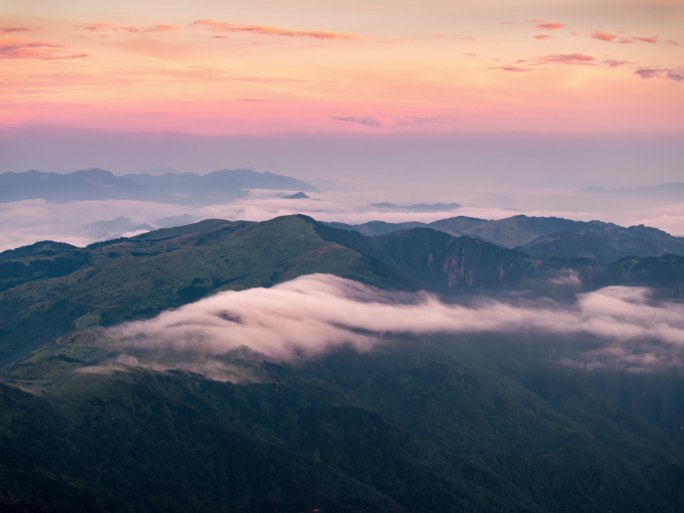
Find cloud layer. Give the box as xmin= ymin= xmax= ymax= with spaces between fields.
xmin=1 ymin=186 xmax=682 ymax=252
xmin=105 ymin=274 xmax=684 ymax=375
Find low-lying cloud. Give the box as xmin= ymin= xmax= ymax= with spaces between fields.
xmin=105 ymin=274 xmax=684 ymax=375
xmin=1 ymin=188 xmax=682 ymax=252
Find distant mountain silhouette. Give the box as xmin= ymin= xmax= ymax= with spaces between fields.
xmin=283 ymin=192 xmax=310 ymax=199
xmin=331 ymin=215 xmax=684 ymax=262
xmin=0 ymin=168 xmax=317 ymax=205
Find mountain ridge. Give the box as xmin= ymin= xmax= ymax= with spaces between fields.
xmin=1 ymin=214 xmax=682 ymax=367
xmin=0 ymin=168 xmax=318 ymax=205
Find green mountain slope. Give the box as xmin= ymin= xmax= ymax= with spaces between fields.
xmin=332 ymin=215 xmax=684 ymax=261
xmin=2 ymin=215 xmax=683 ymax=367
xmin=1 ymin=335 xmax=683 ymax=513
xmin=599 ymin=254 xmax=684 ymax=297
xmin=0 ymin=216 xmax=401 ymax=366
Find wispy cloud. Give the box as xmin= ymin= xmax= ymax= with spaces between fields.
xmin=533 ymin=34 xmax=551 ymax=41
xmin=591 ymin=30 xmax=678 ymax=45
xmin=0 ymin=40 xmax=88 ymax=60
xmin=103 ymin=274 xmax=684 ymax=376
xmin=0 ymin=26 xmax=31 ymax=34
xmin=331 ymin=116 xmax=382 ymax=127
xmin=493 ymin=65 xmax=535 ymax=72
xmin=603 ymin=58 xmax=627 ymax=67
xmin=536 ymin=22 xmax=565 ymax=30
xmin=331 ymin=115 xmax=456 ymax=128
xmin=499 ymin=20 xmax=565 ymax=31
xmin=530 ymin=53 xmax=595 ymax=65
xmin=191 ymin=19 xmax=358 ymax=40
xmin=635 ymin=67 xmax=683 ymax=81
xmin=78 ymin=22 xmax=179 ymax=33
xmin=591 ymin=30 xmax=618 ymax=42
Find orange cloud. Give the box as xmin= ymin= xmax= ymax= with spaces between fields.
xmin=537 ymin=22 xmax=564 ymax=30
xmin=531 ymin=53 xmax=595 ymax=65
xmin=632 ymin=36 xmax=659 ymax=43
xmin=0 ymin=39 xmax=88 ymax=60
xmin=1 ymin=26 xmax=31 ymax=34
xmin=79 ymin=22 xmax=178 ymax=33
xmin=591 ymin=30 xmax=617 ymax=42
xmin=493 ymin=65 xmax=535 ymax=72
xmin=533 ymin=34 xmax=551 ymax=40
xmin=591 ymin=33 xmax=678 ymax=45
xmin=192 ymin=19 xmax=358 ymax=40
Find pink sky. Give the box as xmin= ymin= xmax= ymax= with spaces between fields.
xmin=1 ymin=0 xmax=683 ymax=134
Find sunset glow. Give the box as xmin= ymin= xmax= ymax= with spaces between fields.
xmin=1 ymin=0 xmax=682 ymax=134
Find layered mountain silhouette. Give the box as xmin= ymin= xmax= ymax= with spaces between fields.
xmin=0 ymin=168 xmax=317 ymax=205
xmin=330 ymin=214 xmax=684 ymax=263
xmin=1 ymin=215 xmax=682 ymax=366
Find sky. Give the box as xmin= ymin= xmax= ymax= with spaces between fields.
xmin=0 ymin=0 xmax=682 ymax=245
xmin=1 ymin=0 xmax=683 ymax=134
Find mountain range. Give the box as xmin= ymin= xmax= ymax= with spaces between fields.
xmin=0 ymin=168 xmax=317 ymax=205
xmin=328 ymin=214 xmax=684 ymax=263
xmin=0 ymin=214 xmax=683 ymax=513
xmin=1 ymin=214 xmax=683 ymax=367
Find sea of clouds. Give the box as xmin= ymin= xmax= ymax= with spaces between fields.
xmin=2 ymin=188 xmax=682 ymax=251
xmin=101 ymin=274 xmax=684 ymax=378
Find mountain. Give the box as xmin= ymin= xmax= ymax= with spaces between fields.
xmin=0 ymin=216 xmax=401 ymax=366
xmin=0 ymin=168 xmax=318 ymax=205
xmin=516 ymin=227 xmax=684 ymax=263
xmin=325 ymin=226 xmax=595 ymax=293
xmin=0 ymin=241 xmax=90 ymax=293
xmin=283 ymin=191 xmax=310 ymax=199
xmin=431 ymin=215 xmax=587 ymax=247
xmin=80 ymin=216 xmax=154 ymax=240
xmin=325 ymin=220 xmax=428 ymax=237
xmin=1 ymin=215 xmax=684 ymax=512
xmin=1 ymin=332 xmax=683 ymax=513
xmin=433 ymin=216 xmax=684 ymax=259
xmin=122 ymin=169 xmax=318 ymax=204
xmin=0 ymin=168 xmax=143 ymax=202
xmin=333 ymin=215 xmax=684 ymax=262
xmin=1 ymin=215 xmax=681 ymax=367
xmin=599 ymin=254 xmax=684 ymax=298
xmin=515 ymin=223 xmax=684 ymax=263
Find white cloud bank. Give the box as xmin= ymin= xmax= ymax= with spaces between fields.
xmin=1 ymin=188 xmax=682 ymax=252
xmin=105 ymin=274 xmax=684 ymax=376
